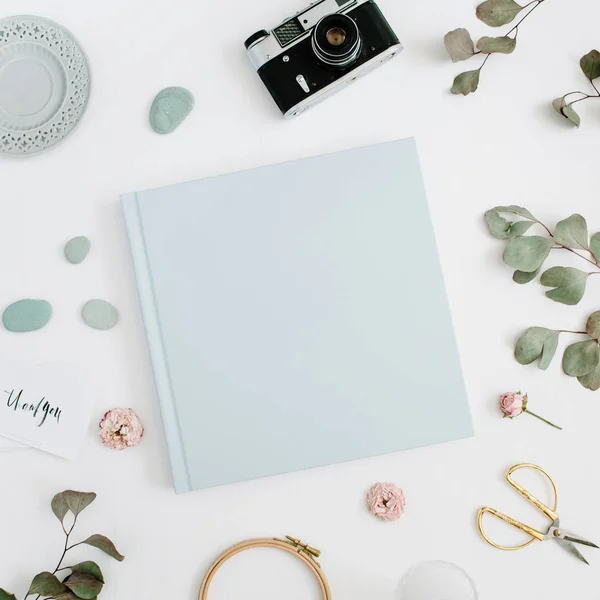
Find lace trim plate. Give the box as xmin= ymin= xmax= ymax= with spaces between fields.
xmin=0 ymin=15 xmax=90 ymax=156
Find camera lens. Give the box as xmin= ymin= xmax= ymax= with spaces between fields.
xmin=312 ymin=14 xmax=361 ymax=68
xmin=326 ymin=27 xmax=346 ymax=46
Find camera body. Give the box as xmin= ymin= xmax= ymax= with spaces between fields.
xmin=244 ymin=0 xmax=401 ymax=118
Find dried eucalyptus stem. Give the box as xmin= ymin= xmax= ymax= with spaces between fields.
xmin=553 ymin=50 xmax=600 ymax=127
xmin=485 ymin=205 xmax=600 ymax=391
xmin=0 ymin=491 xmax=124 ymax=600
xmin=444 ymin=0 xmax=547 ymax=95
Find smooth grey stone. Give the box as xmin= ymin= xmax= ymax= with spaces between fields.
xmin=64 ymin=236 xmax=91 ymax=264
xmin=2 ymin=299 xmax=52 ymax=332
xmin=82 ymin=299 xmax=119 ymax=330
xmin=149 ymin=86 xmax=194 ymax=134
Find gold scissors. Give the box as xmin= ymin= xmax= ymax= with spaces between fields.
xmin=478 ymin=463 xmax=598 ymax=565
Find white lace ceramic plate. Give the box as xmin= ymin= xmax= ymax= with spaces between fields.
xmin=0 ymin=15 xmax=90 ymax=156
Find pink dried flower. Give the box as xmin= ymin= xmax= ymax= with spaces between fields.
xmin=99 ymin=408 xmax=144 ymax=450
xmin=498 ymin=391 xmax=562 ymax=430
xmin=499 ymin=391 xmax=526 ymax=418
xmin=366 ymin=482 xmax=406 ymax=522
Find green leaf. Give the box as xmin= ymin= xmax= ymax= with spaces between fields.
xmin=0 ymin=590 xmax=17 ymax=600
xmin=476 ymin=0 xmax=523 ymax=26
xmin=540 ymin=266 xmax=588 ymax=305
xmin=503 ymin=235 xmax=554 ymax=272
xmin=553 ymin=214 xmax=589 ymax=249
xmin=68 ymin=562 xmax=104 ymax=584
xmin=451 ymin=70 xmax=480 ymax=95
xmin=580 ymin=49 xmax=600 ymax=81
xmin=494 ymin=205 xmax=535 ymax=219
xmin=64 ymin=491 xmax=96 ymax=517
xmin=552 ymin=96 xmax=566 ymax=115
xmin=513 ymin=267 xmax=540 ymax=284
xmin=563 ymin=339 xmax=600 ymax=377
xmin=578 ymin=360 xmax=600 ymax=391
xmin=444 ymin=28 xmax=475 ymax=62
xmin=51 ymin=491 xmax=70 ymax=524
xmin=83 ymin=534 xmax=125 ymax=561
xmin=562 ymin=104 xmax=580 ymax=128
xmin=27 ymin=572 xmax=67 ymax=597
xmin=589 ymin=232 xmax=600 ymax=261
xmin=586 ymin=311 xmax=600 ymax=340
xmin=484 ymin=209 xmax=534 ymax=240
xmin=51 ymin=594 xmax=79 ymax=600
xmin=64 ymin=573 xmax=103 ymax=600
xmin=476 ymin=35 xmax=516 ymax=54
xmin=514 ymin=327 xmax=559 ymax=370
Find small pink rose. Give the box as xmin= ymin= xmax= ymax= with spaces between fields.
xmin=99 ymin=408 xmax=144 ymax=450
xmin=366 ymin=482 xmax=406 ymax=522
xmin=499 ymin=392 xmax=526 ymax=418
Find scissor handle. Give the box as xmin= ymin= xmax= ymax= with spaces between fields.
xmin=506 ymin=463 xmax=559 ymax=522
xmin=477 ymin=507 xmax=545 ymax=550
xmin=477 ymin=463 xmax=559 ymax=551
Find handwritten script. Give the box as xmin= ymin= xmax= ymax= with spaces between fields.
xmin=4 ymin=389 xmax=62 ymax=427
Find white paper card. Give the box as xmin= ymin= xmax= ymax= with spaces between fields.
xmin=0 ymin=360 xmax=95 ymax=459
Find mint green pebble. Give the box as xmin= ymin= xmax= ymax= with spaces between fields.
xmin=64 ymin=236 xmax=91 ymax=264
xmin=2 ymin=299 xmax=52 ymax=332
xmin=82 ymin=299 xmax=119 ymax=330
xmin=149 ymin=86 xmax=194 ymax=134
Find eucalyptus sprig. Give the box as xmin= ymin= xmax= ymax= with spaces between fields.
xmin=485 ymin=205 xmax=600 ymax=390
xmin=0 ymin=491 xmax=124 ymax=600
xmin=444 ymin=0 xmax=546 ymax=95
xmin=553 ymin=50 xmax=600 ymax=128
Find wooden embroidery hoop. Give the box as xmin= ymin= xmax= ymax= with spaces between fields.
xmin=198 ymin=536 xmax=332 ymax=600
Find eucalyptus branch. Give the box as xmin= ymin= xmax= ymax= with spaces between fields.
xmin=484 ymin=205 xmax=600 ymax=391
xmin=444 ymin=0 xmax=547 ymax=95
xmin=554 ymin=50 xmax=600 ymax=127
xmin=0 ymin=491 xmax=124 ymax=600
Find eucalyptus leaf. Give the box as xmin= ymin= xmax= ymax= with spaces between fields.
xmin=540 ymin=266 xmax=588 ymax=305
xmin=484 ymin=209 xmax=534 ymax=239
xmin=51 ymin=491 xmax=69 ymax=524
xmin=64 ymin=573 xmax=103 ymax=600
xmin=552 ymin=96 xmax=566 ymax=115
xmin=444 ymin=28 xmax=475 ymax=62
xmin=514 ymin=327 xmax=559 ymax=369
xmin=513 ymin=267 xmax=540 ymax=284
xmin=451 ymin=70 xmax=480 ymax=95
xmin=0 ymin=590 xmax=16 ymax=600
xmin=477 ymin=35 xmax=516 ymax=54
xmin=83 ymin=534 xmax=125 ymax=562
xmin=562 ymin=339 xmax=600 ymax=377
xmin=586 ymin=311 xmax=600 ymax=340
xmin=553 ymin=214 xmax=589 ymax=249
xmin=562 ymin=104 xmax=580 ymax=128
xmin=68 ymin=562 xmax=104 ymax=584
xmin=64 ymin=491 xmax=96 ymax=517
xmin=494 ymin=205 xmax=536 ymax=219
xmin=590 ymin=232 xmax=600 ymax=261
xmin=27 ymin=572 xmax=67 ymax=597
xmin=580 ymin=49 xmax=600 ymax=82
xmin=503 ymin=235 xmax=554 ymax=272
xmin=476 ymin=0 xmax=523 ymax=26
xmin=578 ymin=360 xmax=600 ymax=391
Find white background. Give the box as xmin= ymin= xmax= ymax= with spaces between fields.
xmin=1 ymin=0 xmax=600 ymax=598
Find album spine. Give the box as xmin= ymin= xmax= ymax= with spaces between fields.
xmin=121 ymin=193 xmax=191 ymax=493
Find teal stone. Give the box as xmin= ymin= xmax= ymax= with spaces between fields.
xmin=82 ymin=299 xmax=119 ymax=330
xmin=149 ymin=86 xmax=194 ymax=134
xmin=2 ymin=299 xmax=52 ymax=332
xmin=64 ymin=236 xmax=91 ymax=264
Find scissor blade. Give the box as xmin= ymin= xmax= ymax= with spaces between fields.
xmin=563 ymin=536 xmax=600 ymax=549
xmin=555 ymin=538 xmax=590 ymax=565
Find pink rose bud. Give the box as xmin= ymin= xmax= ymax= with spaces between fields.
xmin=499 ymin=392 xmax=527 ymax=418
xmin=99 ymin=408 xmax=144 ymax=450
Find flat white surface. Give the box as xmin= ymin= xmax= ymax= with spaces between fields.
xmin=0 ymin=0 xmax=599 ymax=599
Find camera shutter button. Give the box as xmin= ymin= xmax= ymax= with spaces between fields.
xmin=296 ymin=74 xmax=310 ymax=94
